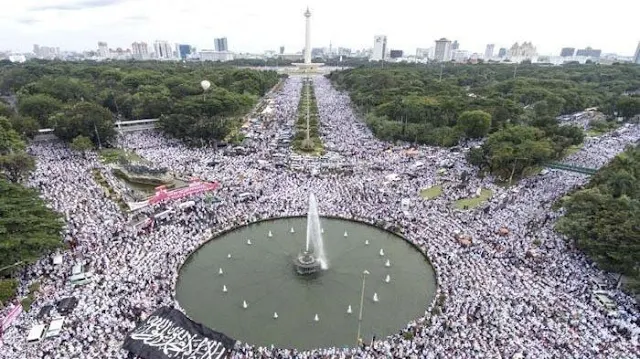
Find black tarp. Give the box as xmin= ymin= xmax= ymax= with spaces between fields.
xmin=56 ymin=297 xmax=78 ymax=315
xmin=122 ymin=307 xmax=236 ymax=359
xmin=37 ymin=305 xmax=54 ymax=319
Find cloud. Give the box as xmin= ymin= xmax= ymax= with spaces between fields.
xmin=17 ymin=17 xmax=41 ymax=25
xmin=123 ymin=15 xmax=147 ymax=21
xmin=29 ymin=0 xmax=126 ymax=11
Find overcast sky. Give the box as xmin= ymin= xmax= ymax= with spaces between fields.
xmin=2 ymin=0 xmax=638 ymax=56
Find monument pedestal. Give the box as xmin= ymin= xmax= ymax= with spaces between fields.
xmin=294 ymin=250 xmax=322 ymax=275
xmin=292 ymin=62 xmax=325 ymax=73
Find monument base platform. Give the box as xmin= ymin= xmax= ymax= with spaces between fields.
xmin=292 ymin=63 xmax=325 ymax=73
xmin=294 ymin=251 xmax=322 ymax=275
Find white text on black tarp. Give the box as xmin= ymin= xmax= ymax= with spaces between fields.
xmin=130 ymin=316 xmax=228 ymax=359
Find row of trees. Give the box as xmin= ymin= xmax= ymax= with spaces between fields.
xmin=0 ymin=117 xmax=63 ymax=305
xmin=292 ymin=78 xmax=323 ymax=153
xmin=555 ymin=145 xmax=640 ymax=292
xmin=0 ymin=61 xmax=280 ymax=146
xmin=329 ymin=63 xmax=640 ymax=178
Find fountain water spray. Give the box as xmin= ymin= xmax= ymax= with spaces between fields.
xmin=218 ymin=268 xmax=223 ymax=275
xmin=273 ymin=312 xmax=278 ymax=319
xmin=305 ymin=193 xmax=329 ymax=270
xmin=223 ymin=285 xmax=228 ymax=292
xmin=373 ymin=293 xmax=379 ymax=302
xmin=384 ymin=274 xmax=390 ymax=283
xmin=385 ymin=259 xmax=391 ymax=267
xmin=242 ymin=300 xmax=248 ymax=309
xmin=347 ymin=305 xmax=352 ymax=314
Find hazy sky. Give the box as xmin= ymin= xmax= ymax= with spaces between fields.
xmin=2 ymin=0 xmax=639 ymax=56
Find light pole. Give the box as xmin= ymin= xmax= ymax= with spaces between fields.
xmin=356 ymin=269 xmax=370 ymax=345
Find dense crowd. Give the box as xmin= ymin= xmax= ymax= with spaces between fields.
xmin=0 ymin=75 xmax=639 ymax=359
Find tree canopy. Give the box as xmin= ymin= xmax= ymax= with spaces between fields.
xmin=0 ymin=61 xmax=280 ymax=145
xmin=556 ymin=145 xmax=640 ymax=292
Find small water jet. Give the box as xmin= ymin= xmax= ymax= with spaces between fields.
xmin=347 ymin=305 xmax=352 ymax=314
xmin=290 ymin=227 xmax=295 ymax=233
xmin=218 ymin=268 xmax=223 ymax=275
xmin=247 ymin=239 xmax=252 ymax=245
xmin=385 ymin=259 xmax=391 ymax=267
xmin=344 ymin=231 xmax=348 ymax=237
xmin=268 ymin=230 xmax=273 ymax=237
xmin=373 ymin=293 xmax=379 ymax=302
xmin=384 ymin=275 xmax=390 ymax=283
xmin=227 ymin=253 xmax=232 ymax=259
xmin=314 ymin=314 xmax=319 ymax=322
xmin=243 ymin=300 xmax=248 ymax=309
xmin=223 ymin=285 xmax=228 ymax=292
xmin=379 ymin=249 xmax=385 ymax=256
xmin=273 ymin=312 xmax=278 ymax=319
xmin=321 ymin=228 xmax=324 ymax=233
xmin=365 ymin=239 xmax=369 ymax=245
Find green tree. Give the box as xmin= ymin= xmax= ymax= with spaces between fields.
xmin=17 ymin=94 xmax=63 ymax=128
xmin=457 ymin=110 xmax=492 ymax=139
xmin=51 ymin=102 xmax=116 ymax=146
xmin=616 ymin=96 xmax=640 ymax=120
xmin=0 ymin=152 xmax=35 ymax=183
xmin=70 ymin=135 xmax=94 ymax=157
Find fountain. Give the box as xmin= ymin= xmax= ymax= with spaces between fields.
xmin=223 ymin=285 xmax=228 ymax=292
xmin=227 ymin=253 xmax=232 ymax=259
xmin=314 ymin=314 xmax=319 ymax=322
xmin=373 ymin=293 xmax=379 ymax=302
xmin=321 ymin=228 xmax=324 ymax=234
xmin=385 ymin=259 xmax=391 ymax=267
xmin=247 ymin=239 xmax=252 ymax=245
xmin=218 ymin=268 xmax=223 ymax=275
xmin=290 ymin=227 xmax=295 ymax=233
xmin=379 ymin=249 xmax=385 ymax=256
xmin=347 ymin=305 xmax=352 ymax=314
xmin=294 ymin=194 xmax=328 ymax=275
xmin=243 ymin=300 xmax=248 ymax=309
xmin=365 ymin=239 xmax=369 ymax=245
xmin=273 ymin=312 xmax=279 ymax=319
xmin=268 ymin=231 xmax=273 ymax=237
xmin=344 ymin=231 xmax=348 ymax=237
xmin=384 ymin=275 xmax=390 ymax=283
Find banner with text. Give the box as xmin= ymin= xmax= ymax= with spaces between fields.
xmin=122 ymin=307 xmax=235 ymax=359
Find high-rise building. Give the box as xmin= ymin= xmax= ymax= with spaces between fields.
xmin=371 ymin=35 xmax=387 ymax=61
xmin=33 ymin=44 xmax=40 ymax=57
xmin=177 ymin=44 xmax=192 ymax=60
xmin=560 ymin=47 xmax=575 ymax=57
xmin=498 ymin=48 xmax=507 ymax=58
xmin=434 ymin=38 xmax=452 ymax=62
xmin=279 ymin=46 xmax=285 ymax=55
xmin=634 ymin=41 xmax=640 ymax=64
xmin=508 ymin=42 xmax=537 ymax=59
xmin=153 ymin=40 xmax=173 ymax=59
xmin=451 ymin=40 xmax=459 ymax=50
xmin=576 ymin=47 xmax=601 ymax=59
xmin=484 ymin=44 xmax=495 ymax=60
xmin=416 ymin=48 xmax=430 ymax=59
xmin=98 ymin=41 xmax=109 ymax=58
xmin=131 ymin=42 xmax=149 ymax=60
xmin=389 ymin=50 xmax=403 ymax=59
xmin=214 ymin=37 xmax=228 ymax=52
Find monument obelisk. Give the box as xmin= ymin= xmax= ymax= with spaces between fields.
xmin=294 ymin=7 xmax=323 ymax=72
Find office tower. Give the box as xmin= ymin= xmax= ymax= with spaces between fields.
xmin=153 ymin=40 xmax=173 ymax=59
xmin=634 ymin=41 xmax=640 ymax=64
xmin=576 ymin=47 xmax=602 ymax=59
xmin=214 ymin=37 xmax=228 ymax=52
xmin=131 ymin=42 xmax=149 ymax=60
xmin=279 ymin=46 xmax=285 ymax=55
xmin=498 ymin=48 xmax=507 ymax=58
xmin=560 ymin=47 xmax=575 ymax=57
xmin=508 ymin=42 xmax=537 ymax=58
xmin=484 ymin=44 xmax=495 ymax=60
xmin=33 ymin=44 xmax=40 ymax=57
xmin=98 ymin=41 xmax=109 ymax=58
xmin=177 ymin=44 xmax=192 ymax=60
xmin=434 ymin=38 xmax=452 ymax=62
xmin=389 ymin=50 xmax=403 ymax=59
xmin=451 ymin=40 xmax=459 ymax=50
xmin=371 ymin=35 xmax=387 ymax=61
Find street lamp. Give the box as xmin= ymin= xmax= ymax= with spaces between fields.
xmin=356 ymin=269 xmax=370 ymax=345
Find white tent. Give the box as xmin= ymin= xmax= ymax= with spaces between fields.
xmin=27 ymin=324 xmax=46 ymax=342
xmin=45 ymin=317 xmax=64 ymax=338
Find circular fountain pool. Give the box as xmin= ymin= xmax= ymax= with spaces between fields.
xmin=175 ymin=217 xmax=437 ymax=350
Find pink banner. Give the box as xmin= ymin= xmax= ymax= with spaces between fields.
xmin=149 ymin=179 xmax=219 ymax=205
xmin=1 ymin=303 xmax=23 ymax=333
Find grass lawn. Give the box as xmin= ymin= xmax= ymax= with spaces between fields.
xmin=564 ymin=144 xmax=584 ymax=157
xmin=420 ymin=185 xmax=443 ymax=199
xmin=454 ymin=189 xmax=493 ymax=210
xmin=99 ymin=148 xmax=149 ymax=164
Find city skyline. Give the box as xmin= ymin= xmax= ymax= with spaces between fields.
xmin=1 ymin=0 xmax=639 ymax=56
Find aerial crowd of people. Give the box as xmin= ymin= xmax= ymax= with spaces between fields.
xmin=0 ymin=75 xmax=638 ymax=359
